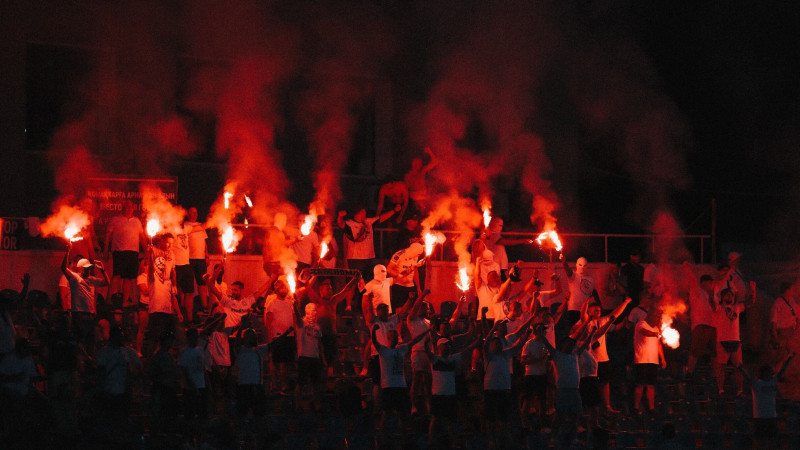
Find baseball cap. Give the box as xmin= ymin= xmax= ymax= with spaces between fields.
xmin=76 ymin=259 xmax=93 ymax=268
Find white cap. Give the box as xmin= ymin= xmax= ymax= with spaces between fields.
xmin=76 ymin=259 xmax=93 ymax=268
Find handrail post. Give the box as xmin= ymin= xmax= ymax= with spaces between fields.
xmin=604 ymin=236 xmax=608 ymax=263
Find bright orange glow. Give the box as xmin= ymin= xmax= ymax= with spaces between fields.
xmin=223 ymin=191 xmax=233 ymax=209
xmin=320 ymin=241 xmax=329 ymax=259
xmin=244 ymin=194 xmax=253 ymax=208
xmin=660 ymin=317 xmax=680 ymax=349
xmin=286 ymin=269 xmax=297 ymax=294
xmin=536 ymin=230 xmax=563 ymax=252
xmin=455 ymin=267 xmax=471 ymax=292
xmin=423 ymin=231 xmax=445 ymax=257
xmin=146 ymin=218 xmax=161 ymax=237
xmin=483 ymin=209 xmax=491 ymax=228
xmin=300 ymin=215 xmax=315 ymax=236
xmin=64 ymin=224 xmax=83 ymax=242
xmin=220 ymin=224 xmax=239 ymax=253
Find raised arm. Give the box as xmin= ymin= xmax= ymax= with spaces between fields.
xmin=407 ymin=288 xmax=430 ymax=321
xmin=61 ymin=246 xmax=72 ymax=278
xmin=778 ymin=352 xmax=795 ymax=379
xmin=329 ymin=274 xmax=360 ymax=306
xmin=375 ymin=185 xmax=389 ymax=217
xmin=398 ymin=288 xmax=430 ymax=317
xmin=560 ymin=253 xmax=574 ymax=279
xmin=422 ymin=147 xmax=438 ymax=173
xmin=371 ymin=324 xmax=385 ymax=352
xmin=375 ymin=205 xmax=400 ymax=224
xmin=552 ymin=300 xmax=568 ymax=325
xmin=203 ymin=264 xmax=225 ymax=302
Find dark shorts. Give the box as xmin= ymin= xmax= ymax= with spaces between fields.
xmin=269 ymin=335 xmax=296 ymax=364
xmin=690 ymin=324 xmax=717 ymax=358
xmin=597 ymin=361 xmax=613 ymax=383
xmin=368 ymin=355 xmax=382 ymax=384
xmin=189 ymin=259 xmax=207 ymax=286
xmin=754 ymin=417 xmax=777 ymax=438
xmin=484 ymin=390 xmax=511 ymax=421
xmin=634 ymin=363 xmax=658 ymax=385
xmin=522 ymin=374 xmax=548 ymax=402
xmin=112 ymin=250 xmax=139 ymax=279
xmin=321 ymin=334 xmax=337 ymax=365
xmin=580 ymin=376 xmax=602 ymax=407
xmin=297 ymin=356 xmax=323 ymax=385
xmin=720 ymin=340 xmax=740 ymax=354
xmin=381 ymin=387 xmax=411 ymax=413
xmin=175 ymin=265 xmax=195 ymax=294
xmin=556 ymin=387 xmax=582 ymax=415
xmin=430 ymin=395 xmax=458 ymax=418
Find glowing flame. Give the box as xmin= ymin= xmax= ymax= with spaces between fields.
xmin=244 ymin=194 xmax=253 ymax=208
xmin=300 ymin=215 xmax=315 ymax=236
xmin=223 ymin=191 xmax=233 ymax=210
xmin=320 ymin=241 xmax=329 ymax=259
xmin=64 ymin=224 xmax=83 ymax=242
xmin=660 ymin=312 xmax=681 ymax=349
xmin=146 ymin=218 xmax=161 ymax=237
xmin=286 ymin=269 xmax=297 ymax=294
xmin=536 ymin=230 xmax=563 ymax=252
xmin=220 ymin=224 xmax=239 ymax=253
xmin=244 ymin=217 xmax=249 ymax=228
xmin=423 ymin=230 xmax=446 ymax=257
xmin=661 ymin=323 xmax=680 ymax=349
xmin=455 ymin=267 xmax=471 ymax=292
xmin=482 ymin=209 xmax=491 ymax=228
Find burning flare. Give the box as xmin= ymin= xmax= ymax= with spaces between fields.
xmin=223 ymin=191 xmax=234 ymax=210
xmin=286 ymin=269 xmax=297 ymax=294
xmin=244 ymin=194 xmax=253 ymax=208
xmin=220 ymin=224 xmax=240 ymax=254
xmin=660 ymin=315 xmax=681 ymax=349
xmin=423 ymin=230 xmax=446 ymax=257
xmin=456 ymin=266 xmax=471 ymax=292
xmin=300 ymin=214 xmax=315 ymax=236
xmin=535 ymin=230 xmax=563 ymax=252
xmin=146 ymin=218 xmax=161 ymax=238
xmin=320 ymin=241 xmax=329 ymax=259
xmin=40 ymin=205 xmax=90 ymax=242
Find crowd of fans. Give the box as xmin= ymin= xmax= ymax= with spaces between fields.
xmin=0 ymin=161 xmax=797 ymax=449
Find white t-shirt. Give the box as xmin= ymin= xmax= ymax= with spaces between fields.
xmin=553 ymin=351 xmax=580 ymax=389
xmin=522 ymin=338 xmax=549 ymax=376
xmin=173 ymin=225 xmax=191 ymax=266
xmin=588 ymin=316 xmax=612 ymax=362
xmin=407 ymin=317 xmax=430 ymax=352
xmin=148 ymin=271 xmax=174 ymax=315
xmin=219 ymin=294 xmax=257 ymax=329
xmin=365 ymin=277 xmax=394 ymax=314
xmin=344 ymin=218 xmax=377 ymax=260
xmin=291 ymin=231 xmax=319 ymax=265
xmin=484 ymin=233 xmax=508 ymax=271
xmin=389 ymin=248 xmax=419 ymax=287
xmin=237 ymin=344 xmax=269 ymax=385
xmin=185 ymin=222 xmax=208 ymax=260
xmin=484 ymin=349 xmax=514 ymax=390
xmin=476 ymin=284 xmax=500 ymax=319
xmin=178 ymin=346 xmax=206 ymax=389
xmin=297 ymin=320 xmax=322 ymax=359
xmin=634 ymin=321 xmax=660 ymax=364
xmin=107 ymin=215 xmax=143 ymax=252
xmin=752 ymin=378 xmax=778 ymax=419
xmin=689 ymin=286 xmax=715 ymax=328
xmin=136 ymin=272 xmax=149 ymax=304
xmin=65 ymin=269 xmax=105 ymax=314
xmin=95 ymin=344 xmax=141 ymax=396
xmin=378 ymin=344 xmax=409 ymax=388
xmin=713 ymin=303 xmax=743 ymax=342
xmin=264 ymin=294 xmax=295 ymax=338
xmin=431 ymin=354 xmax=461 ymax=396
xmin=370 ymin=315 xmax=400 ymax=356
xmin=579 ymin=349 xmax=598 ymax=378
xmin=567 ymin=273 xmax=595 ymax=311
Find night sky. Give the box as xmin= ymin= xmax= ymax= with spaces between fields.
xmin=13 ymin=0 xmax=800 ymax=261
